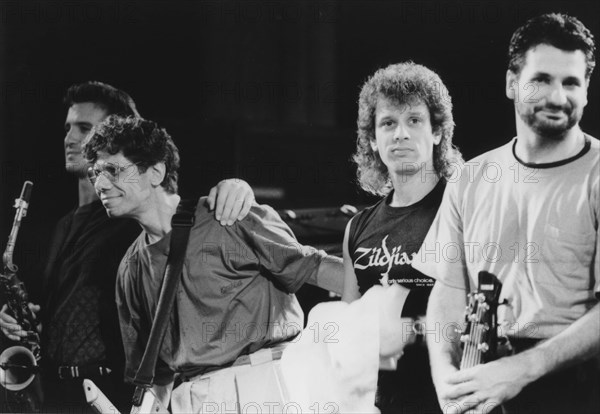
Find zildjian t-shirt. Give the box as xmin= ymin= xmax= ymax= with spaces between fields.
xmin=348 ymin=181 xmax=444 ymax=317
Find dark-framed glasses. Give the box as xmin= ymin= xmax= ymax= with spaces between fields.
xmin=87 ymin=162 xmax=141 ymax=186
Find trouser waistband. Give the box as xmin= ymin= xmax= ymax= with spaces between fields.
xmin=177 ymin=342 xmax=288 ymax=384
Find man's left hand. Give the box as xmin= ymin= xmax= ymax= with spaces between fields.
xmin=443 ymin=355 xmax=535 ymax=413
xmin=206 ymin=179 xmax=254 ymax=226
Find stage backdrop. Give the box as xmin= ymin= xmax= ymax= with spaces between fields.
xmin=1 ymin=0 xmax=598 ymax=313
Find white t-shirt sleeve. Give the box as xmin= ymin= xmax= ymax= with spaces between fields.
xmin=412 ymin=179 xmax=469 ymax=290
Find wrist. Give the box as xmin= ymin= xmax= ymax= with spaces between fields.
xmin=515 ymin=347 xmax=547 ymax=384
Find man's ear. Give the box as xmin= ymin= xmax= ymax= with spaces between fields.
xmin=506 ymin=70 xmax=518 ymax=101
xmin=583 ymin=78 xmax=589 ymax=108
xmin=149 ymin=163 xmax=166 ymax=187
xmin=433 ymin=131 xmax=442 ymax=146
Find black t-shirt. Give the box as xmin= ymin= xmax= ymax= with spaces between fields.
xmin=348 ymin=180 xmax=444 ymax=317
xmin=348 ymin=181 xmax=445 ymax=413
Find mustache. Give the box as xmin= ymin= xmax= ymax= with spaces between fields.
xmin=534 ymin=103 xmax=571 ymax=114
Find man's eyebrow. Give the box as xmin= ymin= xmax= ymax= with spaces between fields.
xmin=65 ymin=121 xmax=94 ymax=127
xmin=564 ymin=76 xmax=583 ymax=84
xmin=530 ymin=71 xmax=551 ymax=79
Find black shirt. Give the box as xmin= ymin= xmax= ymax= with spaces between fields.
xmin=348 ymin=180 xmax=444 ymax=317
xmin=42 ymin=201 xmax=140 ymax=367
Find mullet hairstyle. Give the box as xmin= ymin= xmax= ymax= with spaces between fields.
xmin=83 ymin=116 xmax=180 ymax=194
xmin=353 ymin=62 xmax=463 ymax=196
xmin=508 ymin=13 xmax=596 ymax=78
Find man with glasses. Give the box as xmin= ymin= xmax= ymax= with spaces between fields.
xmin=83 ymin=115 xmax=344 ymax=412
xmin=0 ymin=81 xmax=255 ymax=413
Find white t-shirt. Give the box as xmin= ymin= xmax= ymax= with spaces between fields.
xmin=413 ymin=136 xmax=600 ymax=339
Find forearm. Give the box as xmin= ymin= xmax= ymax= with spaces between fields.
xmin=516 ymin=302 xmax=600 ymax=382
xmin=306 ymin=255 xmax=344 ymax=296
xmin=426 ymin=281 xmax=465 ymax=390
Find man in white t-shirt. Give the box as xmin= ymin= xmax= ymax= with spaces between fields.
xmin=414 ymin=13 xmax=599 ymax=414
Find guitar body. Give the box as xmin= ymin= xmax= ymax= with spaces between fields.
xmin=83 ymin=379 xmax=121 ymax=414
xmin=83 ymin=379 xmax=169 ymax=414
xmin=460 ymin=271 xmax=504 ymax=370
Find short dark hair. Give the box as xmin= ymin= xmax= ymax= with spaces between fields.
xmin=353 ymin=62 xmax=463 ymax=196
xmin=508 ymin=13 xmax=596 ymax=78
xmin=64 ymin=81 xmax=140 ymax=117
xmin=83 ymin=116 xmax=180 ymax=194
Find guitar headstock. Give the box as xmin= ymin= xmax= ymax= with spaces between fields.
xmin=460 ymin=271 xmax=503 ymax=369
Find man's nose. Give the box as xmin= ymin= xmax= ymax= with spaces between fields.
xmin=94 ymin=173 xmax=113 ymax=192
xmin=64 ymin=129 xmax=78 ymax=147
xmin=393 ymin=124 xmax=409 ymax=141
xmin=547 ymin=83 xmax=568 ymax=106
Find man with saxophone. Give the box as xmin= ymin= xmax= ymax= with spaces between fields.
xmin=0 ymin=81 xmax=255 ymax=412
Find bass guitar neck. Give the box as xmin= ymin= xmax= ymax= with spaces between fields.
xmin=460 ymin=271 xmax=503 ymax=370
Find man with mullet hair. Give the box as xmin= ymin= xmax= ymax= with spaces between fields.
xmin=415 ymin=13 xmax=599 ymax=414
xmin=342 ymin=62 xmax=463 ymax=414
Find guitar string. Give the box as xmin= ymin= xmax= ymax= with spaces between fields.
xmin=463 ymin=301 xmax=485 ymax=368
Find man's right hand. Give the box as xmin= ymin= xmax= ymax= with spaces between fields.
xmin=0 ymin=303 xmax=40 ymax=341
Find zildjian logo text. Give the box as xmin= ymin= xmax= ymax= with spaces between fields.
xmin=353 ymin=235 xmax=416 ymax=285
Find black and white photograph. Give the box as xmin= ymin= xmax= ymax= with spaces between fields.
xmin=1 ymin=1 xmax=599 ymax=413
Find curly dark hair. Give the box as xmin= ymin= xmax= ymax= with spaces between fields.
xmin=64 ymin=81 xmax=140 ymax=117
xmin=508 ymin=13 xmax=596 ymax=78
xmin=82 ymin=116 xmax=180 ymax=194
xmin=353 ymin=62 xmax=463 ymax=196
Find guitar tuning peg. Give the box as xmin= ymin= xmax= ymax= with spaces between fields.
xmin=477 ymin=343 xmax=489 ymax=353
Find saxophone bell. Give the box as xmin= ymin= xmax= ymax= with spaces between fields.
xmin=0 ymin=345 xmax=39 ymax=391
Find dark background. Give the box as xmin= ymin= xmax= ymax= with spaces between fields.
xmin=1 ymin=0 xmax=599 ymax=298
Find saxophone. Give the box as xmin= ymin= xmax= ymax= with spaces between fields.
xmin=0 ymin=181 xmax=41 ymax=397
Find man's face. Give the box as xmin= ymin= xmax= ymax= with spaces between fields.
xmin=371 ymin=97 xmax=441 ymax=177
xmin=508 ymin=44 xmax=588 ymax=139
xmin=91 ymin=150 xmax=152 ymax=219
xmin=64 ymin=102 xmax=108 ymax=176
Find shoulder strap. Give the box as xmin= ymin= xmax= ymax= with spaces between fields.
xmin=131 ymin=200 xmax=196 ymax=404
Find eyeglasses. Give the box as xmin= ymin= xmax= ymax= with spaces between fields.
xmin=87 ymin=162 xmax=141 ymax=186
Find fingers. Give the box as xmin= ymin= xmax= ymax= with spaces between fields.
xmin=468 ymin=399 xmax=500 ymax=414
xmin=0 ymin=304 xmax=18 ymax=324
xmin=439 ymin=396 xmax=479 ymax=414
xmin=444 ymin=380 xmax=479 ymax=400
xmin=216 ymin=188 xmax=236 ymax=226
xmin=453 ymin=394 xmax=499 ymax=414
xmin=211 ymin=179 xmax=254 ymax=226
xmin=2 ymin=329 xmax=26 ymax=342
xmin=206 ymin=186 xmax=217 ymax=211
xmin=237 ymin=195 xmax=253 ymax=221
xmin=0 ymin=305 xmax=27 ymax=341
xmin=447 ymin=367 xmax=475 ymax=384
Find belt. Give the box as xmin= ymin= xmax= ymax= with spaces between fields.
xmin=57 ymin=364 xmax=113 ymax=379
xmin=177 ymin=343 xmax=288 ymax=385
xmin=231 ymin=344 xmax=286 ymax=367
